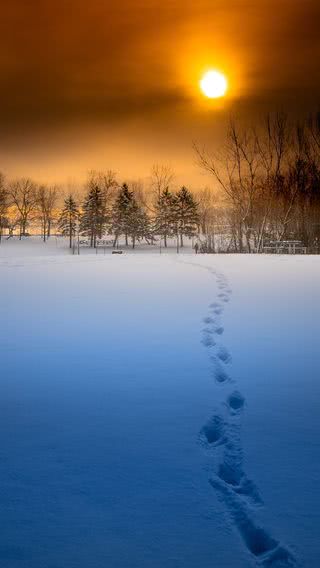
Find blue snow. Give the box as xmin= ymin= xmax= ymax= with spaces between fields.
xmin=1 ymin=243 xmax=320 ymax=567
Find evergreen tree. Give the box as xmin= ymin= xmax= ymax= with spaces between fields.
xmin=112 ymin=184 xmax=135 ymax=246
xmin=175 ymin=187 xmax=199 ymax=247
xmin=128 ymin=201 xmax=151 ymax=248
xmin=112 ymin=184 xmax=151 ymax=248
xmin=153 ymin=188 xmax=175 ymax=247
xmin=58 ymin=195 xmax=79 ymax=248
xmin=80 ymin=182 xmax=108 ymax=247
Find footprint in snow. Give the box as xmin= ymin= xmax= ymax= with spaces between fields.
xmin=209 ymin=477 xmax=297 ymax=566
xmin=202 ymin=326 xmax=214 ymax=335
xmin=200 ymin=415 xmax=226 ymax=446
xmin=201 ymin=334 xmax=216 ymax=348
xmin=211 ymin=357 xmax=232 ymax=384
xmin=218 ymin=294 xmax=230 ymax=304
xmin=213 ymin=307 xmax=223 ymax=315
xmin=216 ymin=458 xmax=263 ymax=507
xmin=218 ymin=292 xmax=228 ymax=300
xmin=196 ymin=268 xmax=297 ymax=567
xmin=217 ymin=346 xmax=232 ymax=364
xmin=226 ymin=391 xmax=245 ymax=415
xmin=214 ymin=326 xmax=224 ymax=335
xmin=203 ymin=316 xmax=215 ymax=325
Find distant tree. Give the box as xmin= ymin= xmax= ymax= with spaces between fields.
xmin=80 ymin=181 xmax=108 ymax=247
xmin=58 ymin=195 xmax=79 ymax=248
xmin=8 ymin=178 xmax=37 ymax=238
xmin=197 ymin=187 xmax=223 ymax=252
xmin=6 ymin=215 xmax=20 ymax=238
xmin=174 ymin=187 xmax=199 ymax=247
xmin=112 ymin=184 xmax=135 ymax=246
xmin=128 ymin=201 xmax=151 ymax=248
xmin=45 ymin=186 xmax=58 ymax=238
xmin=112 ymin=183 xmax=151 ymax=248
xmin=0 ymin=174 xmax=9 ymax=243
xmin=87 ymin=170 xmax=118 ymax=201
xmin=194 ymin=114 xmax=297 ymax=252
xmin=150 ymin=164 xmax=174 ymax=202
xmin=153 ymin=188 xmax=176 ymax=247
xmin=36 ymin=185 xmax=58 ymax=241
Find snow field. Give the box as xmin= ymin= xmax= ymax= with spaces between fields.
xmin=0 ymin=239 xmax=319 ymax=567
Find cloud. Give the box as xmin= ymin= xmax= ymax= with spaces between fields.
xmin=0 ymin=0 xmax=319 ymax=180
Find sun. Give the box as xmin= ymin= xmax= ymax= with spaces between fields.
xmin=200 ymin=70 xmax=228 ymax=99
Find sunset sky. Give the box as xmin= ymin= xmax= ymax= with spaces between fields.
xmin=1 ymin=0 xmax=320 ymax=187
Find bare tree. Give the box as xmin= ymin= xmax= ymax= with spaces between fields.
xmin=0 ymin=173 xmax=9 ymax=242
xmin=197 ymin=187 xmax=223 ymax=252
xmin=150 ymin=164 xmax=174 ymax=203
xmin=128 ymin=179 xmax=146 ymax=206
xmin=8 ymin=178 xmax=38 ymax=239
xmin=46 ymin=186 xmax=59 ymax=238
xmin=194 ymin=114 xmax=308 ymax=252
xmin=255 ymin=113 xmax=291 ymax=250
xmin=6 ymin=214 xmax=21 ymax=238
xmin=87 ymin=170 xmax=118 ymax=202
xmin=36 ymin=185 xmax=58 ymax=241
xmin=195 ymin=121 xmax=262 ymax=252
xmin=307 ymin=112 xmax=320 ymax=161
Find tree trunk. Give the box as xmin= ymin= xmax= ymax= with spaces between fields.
xmin=245 ymin=228 xmax=251 ymax=253
xmin=69 ymin=216 xmax=72 ymax=248
xmin=238 ymin=222 xmax=243 ymax=253
xmin=43 ymin=218 xmax=47 ymax=242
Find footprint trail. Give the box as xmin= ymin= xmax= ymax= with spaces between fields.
xmin=180 ymin=259 xmax=300 ymax=567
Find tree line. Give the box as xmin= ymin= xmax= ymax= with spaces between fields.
xmin=59 ymin=175 xmax=199 ymax=250
xmin=0 ymin=168 xmax=200 ymax=249
xmin=2 ymin=112 xmax=320 ymax=252
xmin=0 ymin=177 xmax=58 ymax=243
xmin=195 ymin=112 xmax=320 ymax=253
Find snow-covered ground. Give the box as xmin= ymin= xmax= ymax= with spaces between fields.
xmin=1 ymin=238 xmax=319 ymax=567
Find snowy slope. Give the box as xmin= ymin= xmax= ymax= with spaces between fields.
xmin=0 ymin=240 xmax=319 ymax=567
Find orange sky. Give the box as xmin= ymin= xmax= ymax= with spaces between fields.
xmin=1 ymin=0 xmax=320 ymax=187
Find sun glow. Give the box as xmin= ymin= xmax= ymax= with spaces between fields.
xmin=200 ymin=70 xmax=228 ymax=99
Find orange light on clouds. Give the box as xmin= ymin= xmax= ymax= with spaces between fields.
xmin=174 ymin=32 xmax=243 ymax=109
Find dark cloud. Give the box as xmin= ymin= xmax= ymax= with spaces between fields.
xmin=0 ymin=1 xmax=319 ymax=179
